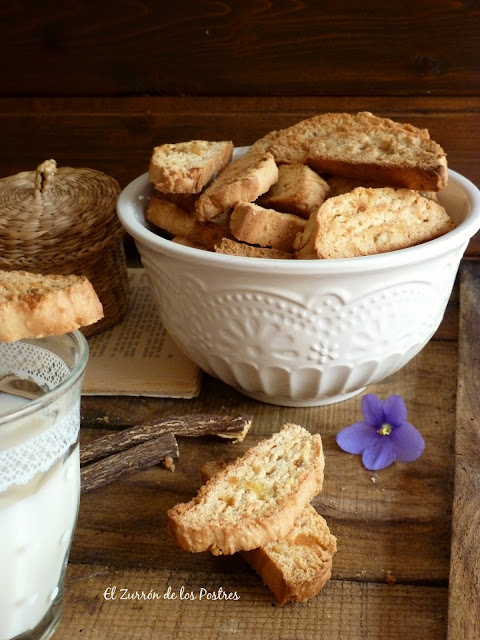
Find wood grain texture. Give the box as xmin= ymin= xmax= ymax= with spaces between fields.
xmin=0 ymin=96 xmax=479 ymax=188
xmin=0 ymin=1 xmax=479 ymax=97
xmin=448 ymin=261 xmax=480 ymax=640
xmin=71 ymin=338 xmax=456 ymax=580
xmin=56 ymin=564 xmax=448 ymax=640
xmin=57 ymin=280 xmax=461 ymax=637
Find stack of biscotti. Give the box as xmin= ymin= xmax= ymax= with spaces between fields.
xmin=147 ymin=140 xmax=284 ymax=255
xmin=167 ymin=424 xmax=337 ymax=605
xmin=146 ymin=111 xmax=453 ymax=259
xmin=147 ymin=140 xmax=235 ymax=249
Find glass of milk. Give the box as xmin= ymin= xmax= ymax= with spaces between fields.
xmin=0 ymin=331 xmax=88 ymax=640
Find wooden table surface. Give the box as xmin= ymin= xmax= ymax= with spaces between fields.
xmin=50 ymin=257 xmax=480 ymax=640
xmin=4 ymin=97 xmax=471 ymax=639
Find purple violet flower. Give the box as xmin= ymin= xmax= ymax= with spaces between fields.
xmin=336 ymin=394 xmax=425 ymax=471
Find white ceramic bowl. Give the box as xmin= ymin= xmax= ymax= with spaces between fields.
xmin=118 ymin=150 xmax=480 ymax=406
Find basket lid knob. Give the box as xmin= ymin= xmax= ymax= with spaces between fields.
xmin=34 ymin=159 xmax=57 ymax=194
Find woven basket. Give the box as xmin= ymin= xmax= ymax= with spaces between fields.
xmin=0 ymin=159 xmax=129 ymax=336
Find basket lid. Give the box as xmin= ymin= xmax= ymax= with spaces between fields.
xmin=0 ymin=159 xmax=122 ymax=261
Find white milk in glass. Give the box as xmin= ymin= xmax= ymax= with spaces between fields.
xmin=0 ymin=391 xmax=80 ymax=640
xmin=0 ymin=332 xmax=86 ymax=640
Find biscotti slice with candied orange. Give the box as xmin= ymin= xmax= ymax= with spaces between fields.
xmin=245 ymin=504 xmax=336 ymax=604
xmin=149 ymin=140 xmax=233 ymax=194
xmin=0 ymin=270 xmax=103 ymax=342
xmin=305 ymin=112 xmax=447 ymax=191
xmin=195 ymin=151 xmax=278 ymax=221
xmin=201 ymin=461 xmax=336 ymax=604
xmin=295 ymin=187 xmax=454 ymax=260
xmin=168 ymin=424 xmax=325 ymax=555
xmin=249 ymin=111 xmax=448 ymax=191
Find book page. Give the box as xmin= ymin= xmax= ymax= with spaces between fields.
xmin=82 ymin=269 xmax=202 ymax=398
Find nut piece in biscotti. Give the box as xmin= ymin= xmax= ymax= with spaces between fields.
xmin=295 ymin=187 xmax=454 ymax=260
xmin=149 ymin=140 xmax=234 ymax=194
xmin=167 ymin=424 xmax=325 ymax=555
xmin=230 ymin=202 xmax=306 ymax=253
xmin=146 ymin=195 xmax=230 ymax=250
xmin=214 ymin=237 xmax=294 ymax=259
xmin=249 ymin=112 xmax=447 ymax=191
xmin=258 ymin=163 xmax=330 ymax=219
xmin=201 ymin=460 xmax=336 ymax=605
xmin=195 ymin=151 xmax=279 ymax=221
xmin=0 ymin=270 xmax=104 ymax=342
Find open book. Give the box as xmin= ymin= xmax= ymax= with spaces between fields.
xmin=82 ymin=269 xmax=202 ymax=398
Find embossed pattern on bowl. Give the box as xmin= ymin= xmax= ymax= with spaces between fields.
xmin=118 ymin=158 xmax=480 ymax=406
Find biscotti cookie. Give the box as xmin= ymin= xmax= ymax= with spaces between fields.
xmin=146 ymin=195 xmax=230 ymax=250
xmin=258 ymin=163 xmax=330 ymax=219
xmin=295 ymin=187 xmax=454 ymax=260
xmin=168 ymin=424 xmax=325 ymax=555
xmin=202 ymin=461 xmax=336 ymax=605
xmin=149 ymin=140 xmax=233 ymax=193
xmin=0 ymin=270 xmax=103 ymax=342
xmin=195 ymin=151 xmax=279 ymax=221
xmin=326 ymin=175 xmax=439 ymax=202
xmin=245 ymin=505 xmax=335 ymax=604
xmin=247 ymin=128 xmax=307 ymax=165
xmin=249 ymin=112 xmax=447 ymax=191
xmin=214 ymin=237 xmax=293 ymax=259
xmin=305 ymin=113 xmax=447 ymax=191
xmin=230 ymin=202 xmax=306 ymax=253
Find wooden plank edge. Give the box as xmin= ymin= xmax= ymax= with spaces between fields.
xmin=447 ymin=261 xmax=480 ymax=640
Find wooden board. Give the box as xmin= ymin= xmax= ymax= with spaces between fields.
xmin=54 ymin=288 xmax=465 ymax=639
xmin=448 ymin=261 xmax=480 ymax=640
xmin=0 ymin=2 xmax=479 ymax=97
xmin=0 ymin=96 xmax=480 ymax=190
xmin=60 ymin=565 xmax=448 ymax=640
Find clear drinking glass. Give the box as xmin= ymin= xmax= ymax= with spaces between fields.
xmin=0 ymin=331 xmax=88 ymax=640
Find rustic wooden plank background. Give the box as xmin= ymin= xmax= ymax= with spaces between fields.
xmin=448 ymin=262 xmax=480 ymax=640
xmin=0 ymin=0 xmax=478 ymax=97
xmin=58 ymin=295 xmax=458 ymax=640
xmin=0 ymin=96 xmax=479 ymax=190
